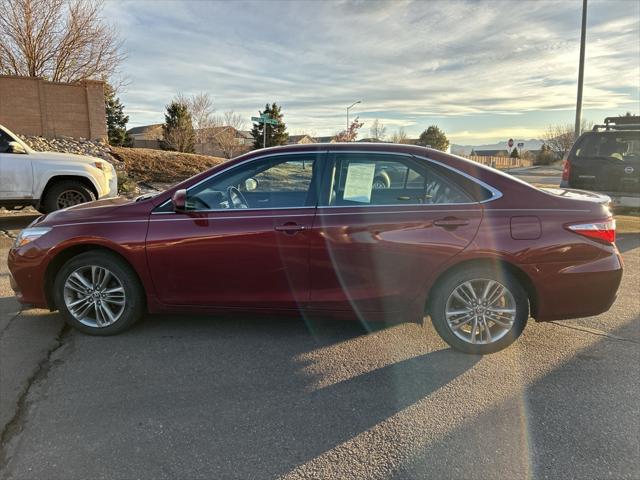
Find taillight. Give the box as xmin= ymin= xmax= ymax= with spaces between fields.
xmin=567 ymin=219 xmax=616 ymax=244
xmin=561 ymin=159 xmax=571 ymax=181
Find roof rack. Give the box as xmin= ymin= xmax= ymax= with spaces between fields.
xmin=592 ymin=116 xmax=640 ymax=131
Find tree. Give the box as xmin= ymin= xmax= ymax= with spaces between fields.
xmin=161 ymin=101 xmax=195 ymax=153
xmin=251 ymin=103 xmax=288 ymax=149
xmin=0 ymin=0 xmax=124 ymax=83
xmin=535 ymin=144 xmax=557 ymax=165
xmin=369 ymin=119 xmax=387 ymax=141
xmin=333 ymin=117 xmax=364 ymax=142
xmin=390 ymin=127 xmax=408 ymax=144
xmin=542 ymin=120 xmax=592 ymax=159
xmin=181 ymin=92 xmax=216 ymax=145
xmin=105 ymin=84 xmax=129 ymax=146
xmin=510 ymin=147 xmax=519 ymax=158
xmin=417 ymin=125 xmax=449 ymax=151
xmin=212 ymin=111 xmax=247 ymax=159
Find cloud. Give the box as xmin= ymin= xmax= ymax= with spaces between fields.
xmin=108 ymin=0 xmax=640 ymax=141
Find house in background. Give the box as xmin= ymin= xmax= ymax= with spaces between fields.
xmin=470 ymin=149 xmax=510 ymax=157
xmin=288 ymin=134 xmax=316 ymax=144
xmin=127 ymin=124 xmax=163 ymax=149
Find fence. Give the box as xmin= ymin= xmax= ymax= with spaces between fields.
xmin=0 ymin=75 xmax=107 ymax=140
xmin=462 ymin=155 xmax=533 ymax=169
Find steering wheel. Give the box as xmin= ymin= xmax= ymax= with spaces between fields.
xmin=227 ymin=186 xmax=249 ymax=209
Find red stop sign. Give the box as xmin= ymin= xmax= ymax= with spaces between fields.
xmin=508 ymin=138 xmax=514 ymax=148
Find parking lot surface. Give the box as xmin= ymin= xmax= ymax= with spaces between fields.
xmin=0 ymin=206 xmax=638 ymax=480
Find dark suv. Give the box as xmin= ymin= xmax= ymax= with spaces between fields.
xmin=561 ymin=116 xmax=640 ymax=209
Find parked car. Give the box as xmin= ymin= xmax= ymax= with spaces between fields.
xmin=560 ymin=116 xmax=640 ymax=209
xmin=0 ymin=124 xmax=117 ymax=213
xmin=8 ymin=143 xmax=622 ymax=354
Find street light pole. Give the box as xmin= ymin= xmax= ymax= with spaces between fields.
xmin=346 ymin=100 xmax=361 ymax=141
xmin=574 ymin=0 xmax=588 ymax=139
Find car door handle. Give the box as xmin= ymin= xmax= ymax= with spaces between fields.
xmin=275 ymin=222 xmax=306 ymax=234
xmin=433 ymin=217 xmax=469 ymax=228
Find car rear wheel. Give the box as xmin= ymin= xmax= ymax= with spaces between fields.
xmin=42 ymin=180 xmax=96 ymax=212
xmin=54 ymin=251 xmax=144 ymax=335
xmin=429 ymin=266 xmax=528 ymax=354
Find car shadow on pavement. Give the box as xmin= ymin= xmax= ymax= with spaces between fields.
xmin=6 ymin=313 xmax=479 ymax=479
xmin=617 ymin=232 xmax=640 ymax=253
xmin=390 ymin=320 xmax=640 ymax=480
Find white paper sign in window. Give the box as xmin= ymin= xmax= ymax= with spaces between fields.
xmin=343 ymin=162 xmax=376 ymax=203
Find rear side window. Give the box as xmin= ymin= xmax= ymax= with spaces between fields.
xmin=574 ymin=132 xmax=640 ymax=163
xmin=325 ymin=153 xmax=474 ymax=206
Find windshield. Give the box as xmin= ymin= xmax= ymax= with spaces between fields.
xmin=575 ymin=132 xmax=640 ymax=162
xmin=0 ymin=125 xmax=34 ymax=153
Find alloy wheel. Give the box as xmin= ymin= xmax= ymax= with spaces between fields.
xmin=445 ymin=278 xmax=516 ymax=345
xmin=56 ymin=190 xmax=85 ymax=209
xmin=63 ymin=265 xmax=126 ymax=328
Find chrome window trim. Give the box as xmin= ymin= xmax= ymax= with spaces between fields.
xmin=152 ymin=151 xmax=327 ymax=214
xmin=152 ymin=148 xmax=502 ymax=214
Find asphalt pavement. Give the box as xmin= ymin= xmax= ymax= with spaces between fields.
xmin=0 ymin=169 xmax=638 ymax=479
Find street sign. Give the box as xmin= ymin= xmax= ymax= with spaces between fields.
xmin=508 ymin=138 xmax=514 ymax=148
xmin=517 ymin=142 xmax=524 ymax=148
xmin=251 ymin=116 xmax=278 ymax=125
xmin=251 ymin=114 xmax=279 ymax=148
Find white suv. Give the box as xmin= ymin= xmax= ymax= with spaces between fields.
xmin=0 ymin=124 xmax=117 ymax=213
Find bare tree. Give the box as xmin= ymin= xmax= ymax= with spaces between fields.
xmin=0 ymin=0 xmax=124 ymax=83
xmin=212 ymin=111 xmax=247 ymax=159
xmin=542 ymin=120 xmax=593 ymax=159
xmin=182 ymin=92 xmax=216 ymax=144
xmin=369 ymin=119 xmax=387 ymax=141
xmin=390 ymin=127 xmax=408 ymax=144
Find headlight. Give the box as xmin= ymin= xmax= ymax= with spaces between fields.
xmin=13 ymin=227 xmax=52 ymax=248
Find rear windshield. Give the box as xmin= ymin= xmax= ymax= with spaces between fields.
xmin=574 ymin=132 xmax=640 ymax=162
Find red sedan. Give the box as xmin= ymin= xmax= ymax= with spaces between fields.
xmin=8 ymin=144 xmax=622 ymax=354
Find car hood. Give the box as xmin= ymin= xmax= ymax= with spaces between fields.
xmin=40 ymin=196 xmax=144 ymax=226
xmin=32 ymin=150 xmax=106 ymax=165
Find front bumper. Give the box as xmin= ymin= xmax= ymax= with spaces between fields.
xmin=7 ymin=243 xmax=50 ymax=308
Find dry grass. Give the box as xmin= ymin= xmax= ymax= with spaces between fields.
xmin=616 ymin=214 xmax=640 ymax=234
xmin=110 ymin=147 xmax=226 ymax=184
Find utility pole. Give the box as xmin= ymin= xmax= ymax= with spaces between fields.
xmin=346 ymin=100 xmax=361 ymax=141
xmin=574 ymin=0 xmax=588 ymax=139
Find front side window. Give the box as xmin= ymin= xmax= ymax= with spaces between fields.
xmin=184 ymin=154 xmax=319 ymax=211
xmin=0 ymin=130 xmax=12 ymax=153
xmin=326 ymin=153 xmax=473 ymax=206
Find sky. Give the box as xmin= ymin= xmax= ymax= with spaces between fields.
xmin=105 ymin=0 xmax=640 ymax=145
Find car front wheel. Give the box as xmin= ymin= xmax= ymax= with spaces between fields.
xmin=54 ymin=251 xmax=144 ymax=335
xmin=429 ymin=266 xmax=528 ymax=354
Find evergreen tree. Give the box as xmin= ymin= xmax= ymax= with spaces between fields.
xmin=105 ymin=85 xmax=130 ymax=146
xmin=161 ymin=101 xmax=195 ymax=153
xmin=251 ymin=103 xmax=288 ymax=149
xmin=510 ymin=147 xmax=520 ymax=158
xmin=417 ymin=125 xmax=450 ymax=151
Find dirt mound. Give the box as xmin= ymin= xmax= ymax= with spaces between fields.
xmin=110 ymin=147 xmax=226 ymax=183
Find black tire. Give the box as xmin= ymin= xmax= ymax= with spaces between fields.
xmin=53 ymin=251 xmax=144 ymax=335
xmin=42 ymin=180 xmax=96 ymax=213
xmin=429 ymin=265 xmax=529 ymax=354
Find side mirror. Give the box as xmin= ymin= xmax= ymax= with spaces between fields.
xmin=8 ymin=141 xmax=27 ymax=154
xmin=244 ymin=178 xmax=258 ymax=191
xmin=172 ymin=189 xmax=187 ymax=212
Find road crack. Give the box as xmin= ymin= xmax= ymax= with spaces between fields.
xmin=0 ymin=323 xmax=71 ymax=475
xmin=549 ymin=321 xmax=640 ymax=344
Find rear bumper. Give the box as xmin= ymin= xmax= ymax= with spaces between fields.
xmin=522 ymin=252 xmax=623 ymax=321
